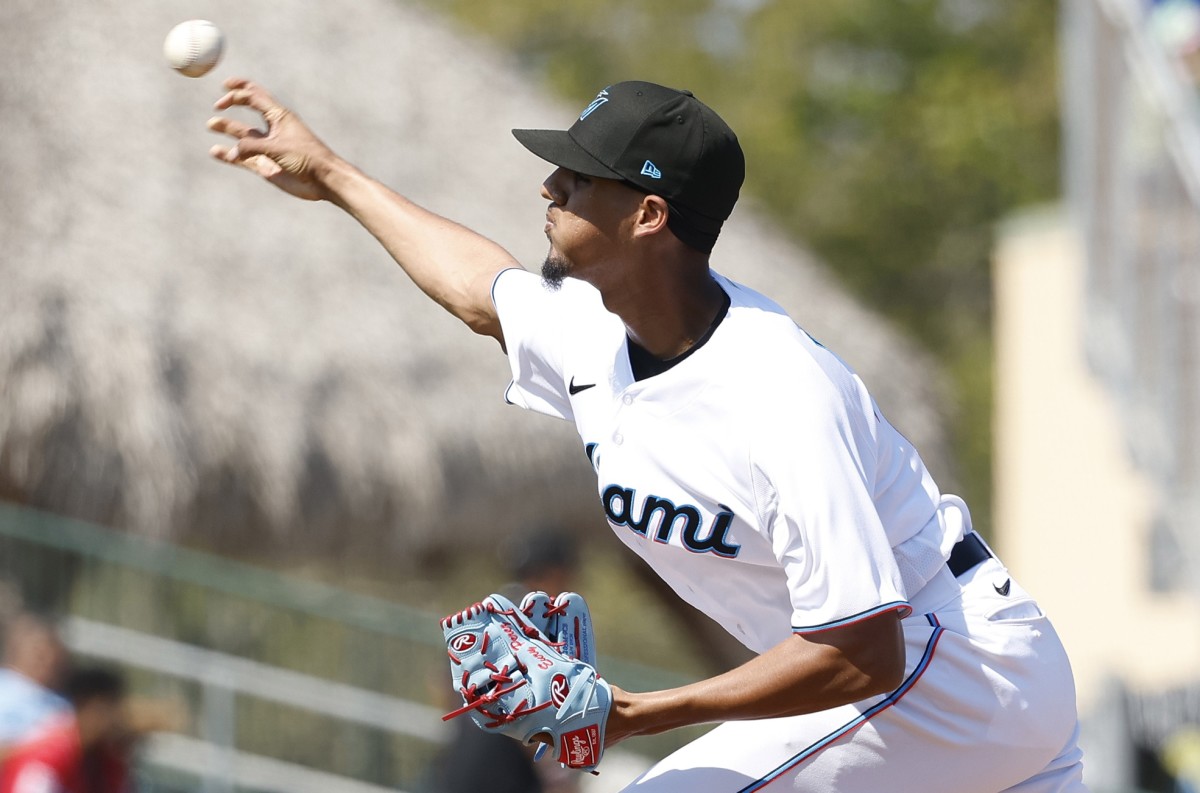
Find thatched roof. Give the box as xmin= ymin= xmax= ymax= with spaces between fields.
xmin=0 ymin=0 xmax=956 ymax=562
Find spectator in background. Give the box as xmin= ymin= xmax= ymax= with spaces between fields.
xmin=1162 ymin=726 xmax=1200 ymax=793
xmin=0 ymin=667 xmax=132 ymax=793
xmin=500 ymin=529 xmax=580 ymax=607
xmin=428 ymin=530 xmax=582 ymax=793
xmin=0 ymin=616 xmax=70 ymax=752
xmin=1150 ymin=0 xmax=1200 ymax=81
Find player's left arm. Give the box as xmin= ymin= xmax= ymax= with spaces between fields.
xmin=604 ymin=610 xmax=904 ymax=743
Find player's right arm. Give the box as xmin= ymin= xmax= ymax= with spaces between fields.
xmin=207 ymin=78 xmax=517 ymax=343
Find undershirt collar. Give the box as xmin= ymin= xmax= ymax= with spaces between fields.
xmin=626 ymin=288 xmax=732 ymax=381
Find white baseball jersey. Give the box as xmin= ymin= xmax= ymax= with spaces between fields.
xmin=492 ymin=267 xmax=964 ymax=653
xmin=490 ymin=267 xmax=1087 ymax=792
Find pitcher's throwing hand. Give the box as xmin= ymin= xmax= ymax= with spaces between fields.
xmin=208 ymin=78 xmax=335 ymax=201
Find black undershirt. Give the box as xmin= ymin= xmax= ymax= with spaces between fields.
xmin=626 ymin=288 xmax=732 ymax=381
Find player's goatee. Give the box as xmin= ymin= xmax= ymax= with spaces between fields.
xmin=541 ymin=253 xmax=569 ymax=290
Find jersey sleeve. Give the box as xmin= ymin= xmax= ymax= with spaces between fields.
xmin=752 ymin=375 xmax=911 ymax=634
xmin=490 ymin=267 xmax=574 ymax=420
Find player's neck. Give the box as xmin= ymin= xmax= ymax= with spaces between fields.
xmin=609 ymin=267 xmax=726 ymax=361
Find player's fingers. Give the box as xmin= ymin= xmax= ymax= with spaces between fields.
xmin=212 ymin=88 xmax=271 ymax=114
xmin=209 ymin=143 xmax=250 ymax=164
xmin=206 ymin=116 xmax=261 ymax=140
xmin=208 ymin=145 xmax=276 ymax=178
xmin=209 ymin=144 xmax=238 ymax=164
xmin=249 ymin=155 xmax=284 ymax=179
xmin=213 ymin=77 xmax=259 ymax=105
xmin=223 ymin=134 xmax=270 ymax=162
xmin=208 ymin=134 xmax=266 ymax=163
xmin=213 ymin=82 xmax=287 ymax=121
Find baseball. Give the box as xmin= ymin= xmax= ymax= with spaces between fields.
xmin=163 ymin=20 xmax=224 ymax=78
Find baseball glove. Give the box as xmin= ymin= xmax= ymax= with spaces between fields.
xmin=517 ymin=590 xmax=598 ymax=667
xmin=440 ymin=593 xmax=611 ymax=772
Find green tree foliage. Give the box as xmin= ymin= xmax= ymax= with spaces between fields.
xmin=429 ymin=0 xmax=1060 ymax=529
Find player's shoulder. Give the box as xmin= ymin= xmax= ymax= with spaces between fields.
xmin=716 ymin=273 xmax=813 ymax=340
xmin=492 ymin=266 xmax=603 ymax=310
xmin=715 ymin=274 xmax=841 ymax=375
xmin=714 ymin=273 xmax=869 ymax=408
xmin=491 ymin=267 xmax=615 ymax=335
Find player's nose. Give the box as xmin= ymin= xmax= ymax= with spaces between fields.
xmin=541 ymin=168 xmax=568 ymax=205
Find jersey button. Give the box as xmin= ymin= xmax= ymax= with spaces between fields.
xmin=622 ymin=394 xmax=634 ymax=405
xmin=613 ymin=433 xmax=624 ymax=445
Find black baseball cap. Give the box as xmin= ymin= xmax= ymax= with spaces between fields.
xmin=513 ymin=81 xmax=745 ymax=253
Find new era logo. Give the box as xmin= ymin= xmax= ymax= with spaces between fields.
xmin=641 ymin=160 xmax=662 ymax=179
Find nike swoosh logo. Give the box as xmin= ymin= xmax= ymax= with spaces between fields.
xmin=994 ymin=579 xmax=1011 ymax=597
xmin=569 ymin=377 xmax=596 ymax=396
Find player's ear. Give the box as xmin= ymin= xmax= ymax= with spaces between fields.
xmin=631 ymin=194 xmax=670 ymax=240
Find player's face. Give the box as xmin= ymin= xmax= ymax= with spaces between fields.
xmin=540 ymin=167 xmax=645 ymax=290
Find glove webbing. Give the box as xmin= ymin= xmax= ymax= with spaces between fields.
xmin=440 ymin=601 xmax=555 ymax=726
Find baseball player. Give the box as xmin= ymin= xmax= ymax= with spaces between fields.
xmin=208 ymin=77 xmax=1088 ymax=792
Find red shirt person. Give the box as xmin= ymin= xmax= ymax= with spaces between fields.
xmin=0 ymin=668 xmax=130 ymax=793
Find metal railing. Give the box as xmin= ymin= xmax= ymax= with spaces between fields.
xmin=64 ymin=618 xmax=432 ymax=793
xmin=0 ymin=502 xmax=692 ymax=791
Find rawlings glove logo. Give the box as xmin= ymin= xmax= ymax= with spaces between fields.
xmin=561 ymin=725 xmax=601 ymax=768
xmin=449 ymin=633 xmax=477 ymax=653
xmin=550 ymin=674 xmax=570 ymax=707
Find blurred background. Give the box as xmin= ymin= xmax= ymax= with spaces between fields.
xmin=0 ymin=0 xmax=1194 ymax=790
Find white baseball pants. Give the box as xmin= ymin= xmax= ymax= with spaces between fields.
xmin=619 ymin=558 xmax=1087 ymax=793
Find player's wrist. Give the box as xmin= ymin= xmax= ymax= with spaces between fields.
xmin=311 ymin=155 xmax=362 ymax=204
xmin=607 ymin=685 xmax=704 ymax=742
xmin=604 ymin=685 xmax=641 ymax=744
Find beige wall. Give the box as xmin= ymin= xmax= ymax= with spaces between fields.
xmin=993 ymin=209 xmax=1200 ymax=713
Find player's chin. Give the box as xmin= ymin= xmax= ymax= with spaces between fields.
xmin=541 ymin=251 xmax=571 ymax=291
